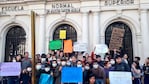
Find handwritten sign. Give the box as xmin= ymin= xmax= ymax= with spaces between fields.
xmin=0 ymin=62 xmax=21 ymax=76
xmin=94 ymin=44 xmax=108 ymax=54
xmin=59 ymin=30 xmax=66 ymax=39
xmin=73 ymin=43 xmax=87 ymax=52
xmin=109 ymin=71 xmax=132 ymax=84
xmin=109 ymin=28 xmax=125 ymax=50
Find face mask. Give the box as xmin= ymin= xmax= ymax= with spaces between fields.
xmin=93 ymin=64 xmax=98 ymax=69
xmin=67 ymin=62 xmax=71 ymax=66
xmin=85 ymin=66 xmax=90 ymax=70
xmin=41 ymin=58 xmax=46 ymax=62
xmin=57 ymin=61 xmax=61 ymax=65
xmin=110 ymin=60 xmax=115 ymax=65
xmin=45 ymin=67 xmax=50 ymax=72
xmin=108 ymin=64 xmax=112 ymax=67
xmin=48 ymin=58 xmax=52 ymax=61
xmin=77 ymin=64 xmax=82 ymax=67
xmin=61 ymin=62 xmax=66 ymax=66
xmin=52 ymin=63 xmax=57 ymax=67
xmin=27 ymin=67 xmax=32 ymax=72
xmin=12 ymin=60 xmax=16 ymax=62
xmin=36 ymin=65 xmax=41 ymax=70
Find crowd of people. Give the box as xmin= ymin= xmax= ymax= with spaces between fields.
xmin=1 ymin=49 xmax=149 ymax=84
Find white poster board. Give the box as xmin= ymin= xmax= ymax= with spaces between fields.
xmin=0 ymin=62 xmax=21 ymax=76
xmin=109 ymin=71 xmax=132 ymax=84
xmin=73 ymin=43 xmax=87 ymax=52
xmin=94 ymin=44 xmax=108 ymax=54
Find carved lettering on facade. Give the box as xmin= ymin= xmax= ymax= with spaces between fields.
xmin=47 ymin=3 xmax=80 ymax=14
xmin=105 ymin=0 xmax=134 ymax=6
xmin=0 ymin=6 xmax=24 ymax=15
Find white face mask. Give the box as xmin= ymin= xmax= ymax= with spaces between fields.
xmin=77 ymin=64 xmax=82 ymax=67
xmin=36 ymin=65 xmax=41 ymax=70
xmin=12 ymin=60 xmax=16 ymax=62
xmin=85 ymin=66 xmax=90 ymax=70
xmin=41 ymin=58 xmax=46 ymax=62
xmin=52 ymin=63 xmax=57 ymax=67
xmin=110 ymin=60 xmax=115 ymax=65
xmin=93 ymin=64 xmax=98 ymax=69
xmin=27 ymin=67 xmax=32 ymax=72
xmin=57 ymin=61 xmax=61 ymax=65
xmin=61 ymin=61 xmax=66 ymax=66
xmin=67 ymin=62 xmax=71 ymax=66
xmin=45 ymin=67 xmax=50 ymax=72
xmin=48 ymin=58 xmax=52 ymax=61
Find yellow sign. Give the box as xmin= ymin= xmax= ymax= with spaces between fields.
xmin=59 ymin=30 xmax=66 ymax=39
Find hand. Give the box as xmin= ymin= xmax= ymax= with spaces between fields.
xmin=59 ymin=66 xmax=62 ymax=71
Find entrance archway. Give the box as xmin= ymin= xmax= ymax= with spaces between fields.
xmin=53 ymin=24 xmax=77 ymax=42
xmin=105 ymin=21 xmax=133 ymax=63
xmin=5 ymin=26 xmax=26 ymax=61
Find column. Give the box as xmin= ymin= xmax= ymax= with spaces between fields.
xmin=37 ymin=14 xmax=46 ymax=54
xmin=93 ymin=11 xmax=100 ymax=46
xmin=140 ymin=9 xmax=149 ymax=61
xmin=82 ymin=12 xmax=89 ymax=44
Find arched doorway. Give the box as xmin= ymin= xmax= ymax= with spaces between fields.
xmin=53 ymin=24 xmax=77 ymax=42
xmin=5 ymin=26 xmax=26 ymax=61
xmin=105 ymin=21 xmax=133 ymax=63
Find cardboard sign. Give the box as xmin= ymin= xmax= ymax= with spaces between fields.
xmin=0 ymin=62 xmax=21 ymax=76
xmin=73 ymin=43 xmax=88 ymax=52
xmin=109 ymin=71 xmax=132 ymax=84
xmin=94 ymin=44 xmax=108 ymax=54
xmin=109 ymin=28 xmax=125 ymax=50
xmin=61 ymin=67 xmax=83 ymax=83
xmin=49 ymin=40 xmax=62 ymax=50
xmin=64 ymin=40 xmax=73 ymax=53
xmin=59 ymin=30 xmax=66 ymax=39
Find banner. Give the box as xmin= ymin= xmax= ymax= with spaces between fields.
xmin=109 ymin=28 xmax=125 ymax=50
xmin=39 ymin=73 xmax=53 ymax=84
xmin=49 ymin=40 xmax=62 ymax=50
xmin=59 ymin=30 xmax=66 ymax=39
xmin=64 ymin=40 xmax=73 ymax=53
xmin=0 ymin=62 xmax=21 ymax=76
xmin=61 ymin=67 xmax=83 ymax=83
xmin=94 ymin=44 xmax=108 ymax=54
xmin=73 ymin=43 xmax=88 ymax=52
xmin=109 ymin=71 xmax=132 ymax=84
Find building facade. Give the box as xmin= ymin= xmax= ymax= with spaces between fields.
xmin=0 ymin=0 xmax=149 ymax=63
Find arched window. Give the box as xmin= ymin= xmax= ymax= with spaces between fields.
xmin=5 ymin=26 xmax=26 ymax=61
xmin=105 ymin=21 xmax=133 ymax=63
xmin=53 ymin=24 xmax=77 ymax=42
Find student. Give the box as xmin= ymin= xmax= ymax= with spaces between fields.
xmin=143 ymin=57 xmax=149 ymax=84
xmin=131 ymin=61 xmax=141 ymax=84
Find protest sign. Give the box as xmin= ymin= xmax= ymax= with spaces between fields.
xmin=39 ymin=73 xmax=53 ymax=84
xmin=59 ymin=30 xmax=66 ymax=39
xmin=94 ymin=44 xmax=108 ymax=54
xmin=64 ymin=40 xmax=73 ymax=53
xmin=109 ymin=71 xmax=132 ymax=84
xmin=73 ymin=42 xmax=87 ymax=52
xmin=109 ymin=28 xmax=125 ymax=50
xmin=61 ymin=67 xmax=83 ymax=83
xmin=49 ymin=40 xmax=62 ymax=50
xmin=0 ymin=62 xmax=21 ymax=76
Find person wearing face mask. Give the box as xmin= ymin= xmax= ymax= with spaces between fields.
xmin=53 ymin=59 xmax=67 ymax=84
xmin=104 ymin=61 xmax=112 ymax=84
xmin=77 ymin=60 xmax=82 ymax=68
xmin=91 ymin=61 xmax=106 ymax=84
xmin=83 ymin=62 xmax=92 ymax=84
xmin=35 ymin=63 xmax=42 ymax=84
xmin=66 ymin=60 xmax=71 ymax=67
